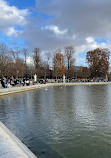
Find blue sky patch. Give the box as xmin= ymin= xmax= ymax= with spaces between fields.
xmin=7 ymin=0 xmax=36 ymax=9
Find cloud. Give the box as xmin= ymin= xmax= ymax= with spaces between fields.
xmin=36 ymin=0 xmax=111 ymax=39
xmin=75 ymin=36 xmax=110 ymax=65
xmin=21 ymin=0 xmax=111 ymax=52
xmin=86 ymin=37 xmax=95 ymax=44
xmin=0 ymin=0 xmax=28 ymax=36
xmin=26 ymin=56 xmax=34 ymax=66
xmin=7 ymin=27 xmax=17 ymax=36
xmin=42 ymin=25 xmax=68 ymax=35
xmin=1 ymin=0 xmax=111 ymax=66
xmin=6 ymin=27 xmax=23 ymax=36
xmin=22 ymin=21 xmax=74 ymax=51
xmin=76 ymin=36 xmax=109 ymax=55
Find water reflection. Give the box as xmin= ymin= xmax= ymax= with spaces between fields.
xmin=1 ymin=85 xmax=111 ymax=158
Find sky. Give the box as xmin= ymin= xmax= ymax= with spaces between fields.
xmin=1 ymin=0 xmax=111 ymax=66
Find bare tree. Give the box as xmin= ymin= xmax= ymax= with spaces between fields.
xmin=43 ymin=51 xmax=52 ymax=78
xmin=65 ymin=46 xmax=75 ymax=78
xmin=15 ymin=58 xmax=25 ymax=77
xmin=0 ymin=43 xmax=8 ymax=60
xmin=46 ymin=52 xmax=52 ymax=63
xmin=10 ymin=49 xmax=20 ymax=60
xmin=0 ymin=43 xmax=8 ymax=77
xmin=33 ymin=48 xmax=42 ymax=77
xmin=22 ymin=48 xmax=28 ymax=77
xmin=23 ymin=48 xmax=28 ymax=64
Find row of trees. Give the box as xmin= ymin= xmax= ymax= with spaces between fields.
xmin=0 ymin=43 xmax=26 ymax=77
xmin=0 ymin=43 xmax=75 ymax=78
xmin=52 ymin=47 xmax=110 ymax=79
xmin=33 ymin=46 xmax=75 ymax=78
xmin=0 ymin=42 xmax=110 ymax=79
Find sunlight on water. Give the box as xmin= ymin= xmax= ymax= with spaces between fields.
xmin=1 ymin=85 xmax=111 ymax=158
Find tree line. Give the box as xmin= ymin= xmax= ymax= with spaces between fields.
xmin=0 ymin=42 xmax=110 ymax=79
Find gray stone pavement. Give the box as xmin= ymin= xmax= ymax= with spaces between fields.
xmin=0 ymin=121 xmax=37 ymax=158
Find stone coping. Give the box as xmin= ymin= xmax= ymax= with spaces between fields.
xmin=0 ymin=121 xmax=37 ymax=158
xmin=0 ymin=82 xmax=111 ymax=96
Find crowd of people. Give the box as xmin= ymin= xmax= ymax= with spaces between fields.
xmin=0 ymin=77 xmax=49 ymax=88
xmin=0 ymin=76 xmax=109 ymax=88
xmin=1 ymin=77 xmax=32 ymax=88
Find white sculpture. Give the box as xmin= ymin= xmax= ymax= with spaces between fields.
xmin=63 ymin=75 xmax=65 ymax=83
xmin=34 ymin=74 xmax=37 ymax=82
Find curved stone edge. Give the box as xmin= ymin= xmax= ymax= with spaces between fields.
xmin=0 ymin=82 xmax=111 ymax=96
xmin=0 ymin=121 xmax=37 ymax=158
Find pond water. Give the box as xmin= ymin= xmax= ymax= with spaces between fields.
xmin=0 ymin=85 xmax=111 ymax=158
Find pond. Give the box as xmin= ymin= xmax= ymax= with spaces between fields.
xmin=0 ymin=85 xmax=111 ymax=158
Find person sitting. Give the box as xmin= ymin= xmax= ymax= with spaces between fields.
xmin=4 ymin=82 xmax=8 ymax=88
xmin=10 ymin=80 xmax=14 ymax=86
xmin=7 ymin=82 xmax=11 ymax=88
xmin=1 ymin=79 xmax=5 ymax=88
xmin=26 ymin=79 xmax=30 ymax=86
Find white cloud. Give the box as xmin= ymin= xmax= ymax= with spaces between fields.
xmin=86 ymin=37 xmax=95 ymax=44
xmin=7 ymin=27 xmax=23 ymax=37
xmin=26 ymin=56 xmax=34 ymax=66
xmin=42 ymin=25 xmax=68 ymax=35
xmin=76 ymin=36 xmax=108 ymax=54
xmin=7 ymin=27 xmax=19 ymax=36
xmin=7 ymin=27 xmax=17 ymax=36
xmin=32 ymin=0 xmax=111 ymax=51
xmin=75 ymin=45 xmax=87 ymax=55
xmin=0 ymin=0 xmax=28 ymax=36
xmin=74 ymin=36 xmax=110 ymax=65
xmin=86 ymin=36 xmax=108 ymax=50
xmin=1 ymin=0 xmax=111 ymax=66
